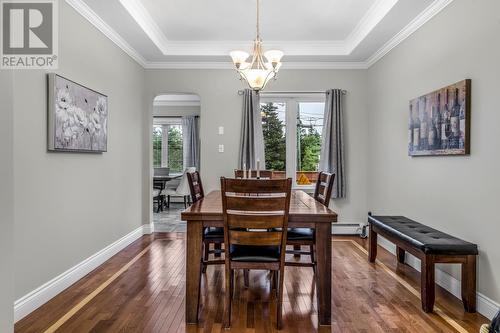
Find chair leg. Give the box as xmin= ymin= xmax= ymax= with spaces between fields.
xmin=310 ymin=244 xmax=316 ymax=273
xmin=202 ymin=242 xmax=209 ymax=273
xmin=224 ymin=268 xmax=232 ymax=328
xmin=244 ymin=269 xmax=250 ymax=288
xmin=277 ymin=270 xmax=285 ymax=329
xmin=167 ymin=195 xmax=170 ymax=208
xmin=214 ymin=243 xmax=222 ymax=258
xmin=272 ymin=270 xmax=278 ymax=293
xmin=293 ymin=245 xmax=301 ymax=258
xmin=184 ymin=195 xmax=187 ymax=208
xmin=155 ymin=198 xmax=160 ymax=213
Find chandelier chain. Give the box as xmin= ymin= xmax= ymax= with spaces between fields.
xmin=256 ymin=0 xmax=260 ymax=39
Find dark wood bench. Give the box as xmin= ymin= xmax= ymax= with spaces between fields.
xmin=367 ymin=214 xmax=478 ymax=313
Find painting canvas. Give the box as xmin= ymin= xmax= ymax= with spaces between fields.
xmin=48 ymin=74 xmax=108 ymax=152
xmin=408 ymin=79 xmax=470 ymax=156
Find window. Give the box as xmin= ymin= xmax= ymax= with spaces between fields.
xmin=152 ymin=118 xmax=184 ymax=173
xmin=260 ymin=95 xmax=325 ymax=187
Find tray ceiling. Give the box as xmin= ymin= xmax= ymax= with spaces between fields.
xmin=67 ymin=0 xmax=454 ymax=68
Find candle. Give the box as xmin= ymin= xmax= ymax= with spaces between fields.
xmin=243 ymin=163 xmax=247 ymax=178
xmin=256 ymin=159 xmax=260 ymax=179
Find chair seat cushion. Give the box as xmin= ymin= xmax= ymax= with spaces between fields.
xmin=287 ymin=228 xmax=314 ymax=241
xmin=369 ymin=215 xmax=479 ymax=255
xmin=230 ymin=245 xmax=280 ymax=262
xmin=204 ymin=227 xmax=224 ymax=238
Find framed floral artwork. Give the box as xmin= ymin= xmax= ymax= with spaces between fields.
xmin=47 ymin=74 xmax=108 ymax=152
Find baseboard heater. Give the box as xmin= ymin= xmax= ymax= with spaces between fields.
xmin=332 ymin=223 xmax=365 ymax=236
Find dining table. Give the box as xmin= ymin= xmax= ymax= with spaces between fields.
xmin=181 ymin=189 xmax=338 ymax=326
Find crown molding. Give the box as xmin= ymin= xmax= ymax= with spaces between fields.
xmin=344 ymin=0 xmax=399 ymax=53
xmin=65 ymin=0 xmax=147 ymax=67
xmin=144 ymin=61 xmax=369 ymax=70
xmin=366 ymin=0 xmax=455 ymax=68
xmin=118 ymin=0 xmax=169 ymax=54
xmin=67 ymin=0 xmax=454 ymax=70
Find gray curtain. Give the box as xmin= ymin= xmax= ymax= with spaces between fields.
xmin=319 ymin=89 xmax=346 ymax=198
xmin=182 ymin=116 xmax=200 ymax=171
xmin=239 ymin=89 xmax=265 ymax=169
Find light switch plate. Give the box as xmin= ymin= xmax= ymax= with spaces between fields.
xmin=218 ymin=144 xmax=224 ymax=153
xmin=218 ymin=126 xmax=224 ymax=135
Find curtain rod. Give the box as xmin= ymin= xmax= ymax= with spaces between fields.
xmin=237 ymin=90 xmax=347 ymax=95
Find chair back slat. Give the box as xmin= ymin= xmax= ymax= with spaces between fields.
xmin=234 ymin=169 xmax=273 ymax=179
xmin=227 ymin=211 xmax=285 ymax=229
xmin=229 ymin=230 xmax=283 ymax=246
xmin=224 ymin=178 xmax=287 ymax=193
xmin=221 ymin=177 xmax=292 ymax=260
xmin=225 ymin=195 xmax=286 ymax=211
xmin=187 ymin=171 xmax=205 ymax=204
xmin=313 ymin=172 xmax=335 ymax=207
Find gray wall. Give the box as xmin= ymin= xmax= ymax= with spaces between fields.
xmin=12 ymin=1 xmax=145 ymax=299
xmin=144 ymin=69 xmax=369 ymax=224
xmin=0 ymin=71 xmax=14 ymax=332
xmin=367 ymin=0 xmax=500 ymax=304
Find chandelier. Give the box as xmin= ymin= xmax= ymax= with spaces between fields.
xmin=230 ymin=0 xmax=284 ymax=91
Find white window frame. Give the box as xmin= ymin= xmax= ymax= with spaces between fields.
xmin=260 ymin=93 xmax=326 ymax=189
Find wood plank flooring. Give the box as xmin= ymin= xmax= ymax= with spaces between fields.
xmin=15 ymin=233 xmax=489 ymax=332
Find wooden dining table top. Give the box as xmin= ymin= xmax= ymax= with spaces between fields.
xmin=181 ymin=189 xmax=338 ymax=223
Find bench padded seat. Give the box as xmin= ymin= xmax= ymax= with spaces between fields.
xmin=369 ymin=215 xmax=478 ymax=255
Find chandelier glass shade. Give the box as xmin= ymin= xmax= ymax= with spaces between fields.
xmin=230 ymin=0 xmax=283 ymax=91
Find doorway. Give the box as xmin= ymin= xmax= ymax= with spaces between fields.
xmin=151 ymin=93 xmax=200 ymax=232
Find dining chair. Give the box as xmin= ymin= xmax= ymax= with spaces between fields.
xmin=221 ymin=177 xmax=292 ymax=329
xmin=285 ymin=171 xmax=335 ymax=270
xmin=187 ymin=171 xmax=224 ymax=272
xmin=234 ymin=169 xmax=273 ymax=179
xmin=163 ymin=167 xmax=195 ymax=208
xmin=152 ymin=185 xmax=165 ymax=213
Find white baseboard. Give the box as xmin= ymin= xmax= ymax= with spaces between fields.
xmin=143 ymin=223 xmax=154 ymax=234
xmin=378 ymin=236 xmax=500 ymax=320
xmin=14 ymin=225 xmax=149 ymax=322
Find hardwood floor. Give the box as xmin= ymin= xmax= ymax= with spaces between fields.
xmin=15 ymin=233 xmax=489 ymax=333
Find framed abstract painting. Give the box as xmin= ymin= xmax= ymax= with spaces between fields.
xmin=408 ymin=79 xmax=471 ymax=156
xmin=48 ymin=74 xmax=108 ymax=152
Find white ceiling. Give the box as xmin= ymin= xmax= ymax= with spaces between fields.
xmin=67 ymin=0 xmax=454 ymax=68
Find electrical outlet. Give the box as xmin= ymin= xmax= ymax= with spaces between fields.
xmin=218 ymin=144 xmax=224 ymax=153
xmin=218 ymin=126 xmax=224 ymax=135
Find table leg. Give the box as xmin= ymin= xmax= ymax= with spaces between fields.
xmin=186 ymin=220 xmax=203 ymax=324
xmin=315 ymin=222 xmax=332 ymax=326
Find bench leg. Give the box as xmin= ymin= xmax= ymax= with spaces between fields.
xmin=421 ymin=255 xmax=435 ymax=313
xmin=461 ymin=255 xmax=477 ymax=312
xmin=368 ymin=225 xmax=377 ymax=263
xmin=397 ymin=247 xmax=405 ymax=264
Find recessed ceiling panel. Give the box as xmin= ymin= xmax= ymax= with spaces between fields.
xmin=141 ymin=0 xmax=376 ymax=41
